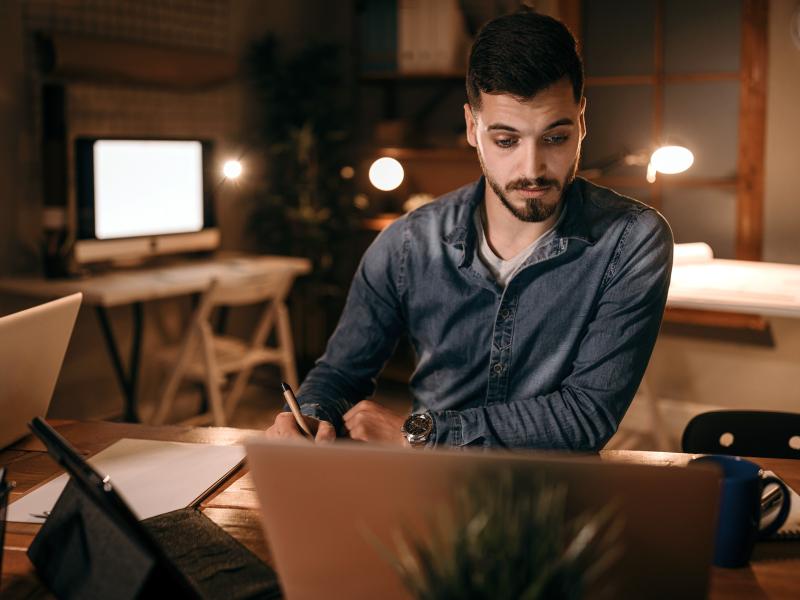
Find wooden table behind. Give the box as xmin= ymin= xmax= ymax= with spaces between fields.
xmin=2 ymin=422 xmax=799 ymax=599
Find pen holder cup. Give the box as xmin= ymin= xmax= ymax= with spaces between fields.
xmin=0 ymin=472 xmax=12 ymax=580
xmin=691 ymin=455 xmax=791 ymax=568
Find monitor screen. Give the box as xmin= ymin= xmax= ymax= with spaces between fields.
xmin=74 ymin=138 xmax=218 ymax=264
xmin=93 ymin=140 xmax=204 ymax=239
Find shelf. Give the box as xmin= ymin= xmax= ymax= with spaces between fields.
xmin=360 ymin=71 xmax=465 ymax=82
xmin=662 ymin=308 xmax=773 ymax=345
xmin=373 ymin=146 xmax=475 ymax=161
xmin=582 ymin=175 xmax=738 ymax=190
xmin=37 ymin=33 xmax=236 ymax=89
xmin=361 ymin=213 xmax=402 ymax=232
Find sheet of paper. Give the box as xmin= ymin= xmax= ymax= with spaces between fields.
xmin=669 ymin=259 xmax=800 ymax=317
xmin=673 ymin=242 xmax=714 ymax=265
xmin=8 ymin=438 xmax=245 ymax=524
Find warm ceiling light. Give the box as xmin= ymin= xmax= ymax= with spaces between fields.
xmin=368 ymin=157 xmax=404 ymax=191
xmin=222 ymin=159 xmax=243 ymax=179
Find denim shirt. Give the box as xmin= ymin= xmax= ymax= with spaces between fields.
xmin=297 ymin=177 xmax=673 ymax=451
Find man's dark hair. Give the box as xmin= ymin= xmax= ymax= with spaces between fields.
xmin=466 ymin=10 xmax=584 ymax=110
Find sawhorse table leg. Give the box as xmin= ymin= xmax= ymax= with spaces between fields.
xmin=95 ymin=302 xmax=143 ymax=423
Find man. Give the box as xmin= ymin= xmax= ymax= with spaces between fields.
xmin=266 ymin=10 xmax=673 ymax=450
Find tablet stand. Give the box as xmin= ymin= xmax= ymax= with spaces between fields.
xmin=27 ymin=478 xmax=281 ymax=599
xmin=27 ymin=479 xmax=193 ymax=599
xmin=0 ymin=467 xmax=11 ymax=580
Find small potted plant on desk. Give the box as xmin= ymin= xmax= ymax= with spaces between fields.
xmin=373 ymin=470 xmax=621 ymax=600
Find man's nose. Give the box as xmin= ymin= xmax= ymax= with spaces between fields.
xmin=519 ymin=141 xmax=547 ymax=180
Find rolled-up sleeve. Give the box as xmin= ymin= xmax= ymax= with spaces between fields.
xmin=296 ymin=217 xmax=409 ymax=432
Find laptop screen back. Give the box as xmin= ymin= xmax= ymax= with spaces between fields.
xmin=245 ymin=441 xmax=720 ymax=600
xmin=0 ymin=293 xmax=81 ymax=448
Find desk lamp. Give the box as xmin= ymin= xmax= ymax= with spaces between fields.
xmin=582 ymin=144 xmax=695 ymax=182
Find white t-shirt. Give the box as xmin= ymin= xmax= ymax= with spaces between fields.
xmin=474 ymin=204 xmax=565 ymax=287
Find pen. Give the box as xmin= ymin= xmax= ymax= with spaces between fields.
xmin=281 ymin=382 xmax=314 ymax=439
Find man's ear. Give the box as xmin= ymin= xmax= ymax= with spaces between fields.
xmin=579 ymin=96 xmax=587 ymax=141
xmin=464 ymin=103 xmax=478 ymax=148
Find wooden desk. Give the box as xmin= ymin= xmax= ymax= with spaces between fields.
xmin=2 ymin=422 xmax=799 ymax=599
xmin=0 ymin=254 xmax=311 ymax=422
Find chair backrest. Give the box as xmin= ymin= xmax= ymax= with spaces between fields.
xmin=207 ymin=270 xmax=296 ymax=307
xmin=682 ymin=410 xmax=800 ymax=459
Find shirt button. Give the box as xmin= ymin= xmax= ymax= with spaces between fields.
xmin=500 ymin=308 xmax=510 ymax=320
xmin=493 ymin=363 xmax=504 ymax=374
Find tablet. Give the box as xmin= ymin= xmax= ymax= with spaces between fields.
xmin=28 ymin=417 xmax=201 ymax=598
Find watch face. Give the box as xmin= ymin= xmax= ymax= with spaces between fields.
xmin=793 ymin=4 xmax=800 ymax=50
xmin=405 ymin=414 xmax=431 ymax=436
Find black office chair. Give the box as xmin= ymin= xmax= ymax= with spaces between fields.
xmin=682 ymin=410 xmax=800 ymax=459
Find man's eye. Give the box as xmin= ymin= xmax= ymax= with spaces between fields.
xmin=495 ymin=138 xmax=517 ymax=148
xmin=544 ymin=135 xmax=568 ymax=145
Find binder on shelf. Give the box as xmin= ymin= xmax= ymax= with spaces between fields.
xmin=360 ymin=0 xmax=398 ymax=73
xmin=398 ymin=0 xmax=469 ymax=74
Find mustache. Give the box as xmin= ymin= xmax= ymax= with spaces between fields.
xmin=506 ymin=177 xmax=561 ymax=192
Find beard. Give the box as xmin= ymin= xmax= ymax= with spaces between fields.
xmin=477 ymin=148 xmax=579 ymax=223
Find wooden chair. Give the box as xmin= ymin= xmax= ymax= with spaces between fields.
xmin=682 ymin=410 xmax=800 ymax=459
xmin=151 ymin=270 xmax=300 ymax=426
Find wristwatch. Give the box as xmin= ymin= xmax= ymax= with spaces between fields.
xmin=401 ymin=412 xmax=433 ymax=447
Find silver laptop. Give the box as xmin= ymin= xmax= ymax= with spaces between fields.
xmin=0 ymin=293 xmax=82 ymax=448
xmin=245 ymin=440 xmax=720 ymax=600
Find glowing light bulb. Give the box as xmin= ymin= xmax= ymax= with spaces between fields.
xmin=650 ymin=145 xmax=694 ymax=175
xmin=368 ymin=157 xmax=404 ymax=191
xmin=222 ymin=159 xmax=243 ymax=179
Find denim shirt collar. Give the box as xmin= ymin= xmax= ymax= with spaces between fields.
xmin=442 ymin=177 xmax=597 ymax=267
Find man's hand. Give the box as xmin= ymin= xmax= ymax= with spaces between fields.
xmin=265 ymin=412 xmax=336 ymax=443
xmin=343 ymin=400 xmax=406 ymax=445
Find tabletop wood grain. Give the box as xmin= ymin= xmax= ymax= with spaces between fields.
xmin=2 ymin=421 xmax=799 ymax=599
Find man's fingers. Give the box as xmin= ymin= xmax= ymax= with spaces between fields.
xmin=265 ymin=412 xmax=312 ymax=440
xmin=343 ymin=400 xmax=378 ymax=419
xmin=346 ymin=424 xmax=367 ymax=442
xmin=315 ymin=421 xmax=336 ymax=443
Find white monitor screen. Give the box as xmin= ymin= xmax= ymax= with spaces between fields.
xmin=93 ymin=140 xmax=204 ymax=240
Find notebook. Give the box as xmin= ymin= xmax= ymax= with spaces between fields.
xmin=245 ymin=440 xmax=722 ymax=600
xmin=8 ymin=437 xmax=245 ymax=523
xmin=0 ymin=293 xmax=81 ymax=449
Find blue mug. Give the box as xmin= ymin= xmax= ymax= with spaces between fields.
xmin=691 ymin=455 xmax=791 ymax=568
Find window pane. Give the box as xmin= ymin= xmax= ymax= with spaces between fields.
xmin=581 ymin=0 xmax=656 ymax=76
xmin=582 ymin=85 xmax=654 ymax=177
xmin=661 ymin=187 xmax=736 ymax=258
xmin=664 ymin=0 xmax=741 ymax=74
xmin=663 ymin=81 xmax=739 ymax=179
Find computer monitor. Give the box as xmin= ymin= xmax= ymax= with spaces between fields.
xmin=74 ymin=138 xmax=219 ymax=265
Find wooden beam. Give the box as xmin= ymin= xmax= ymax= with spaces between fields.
xmin=586 ymin=75 xmax=656 ymax=86
xmin=663 ymin=307 xmax=768 ymax=331
xmin=586 ymin=72 xmax=740 ymax=87
xmin=735 ymin=0 xmax=768 ymax=260
xmin=557 ymin=0 xmax=582 ymax=50
xmin=37 ymin=33 xmax=236 ymax=89
xmin=583 ymin=175 xmax=737 ymax=189
xmin=664 ymin=72 xmax=740 ymax=83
